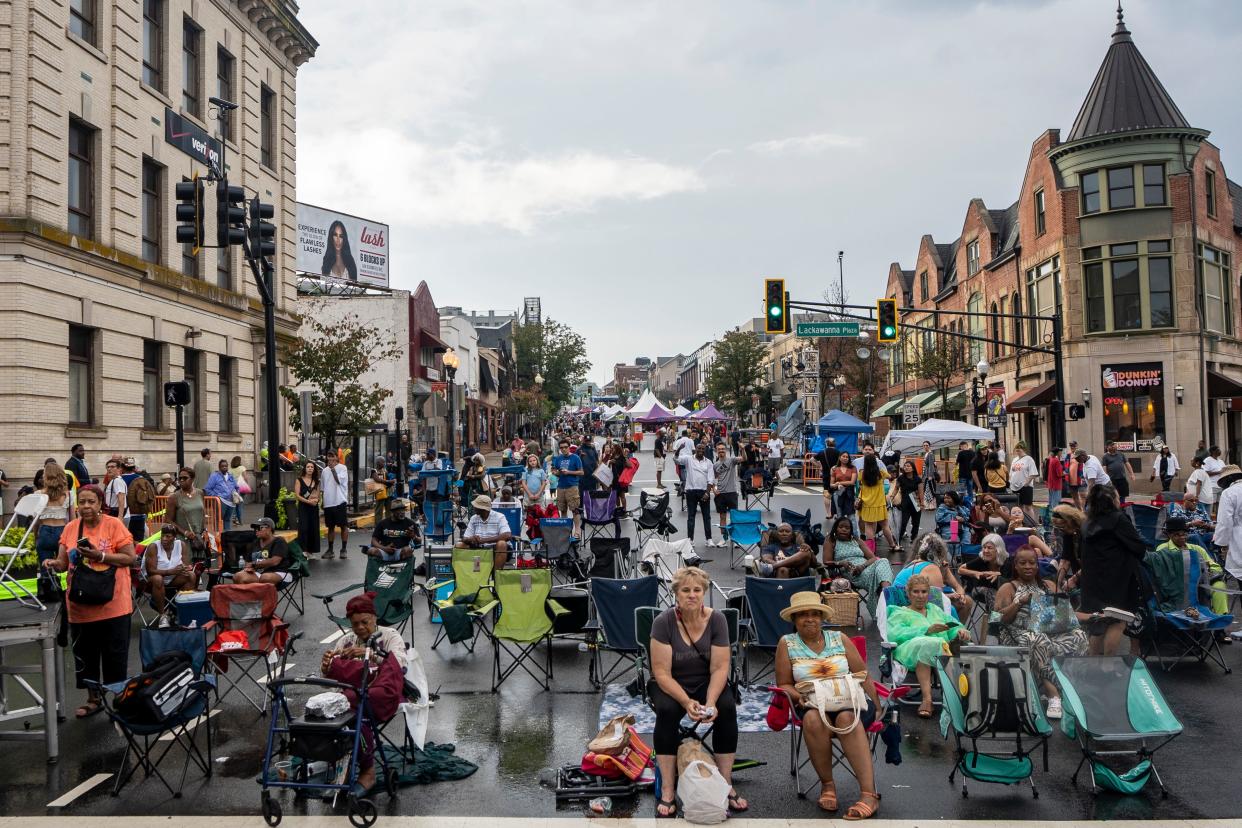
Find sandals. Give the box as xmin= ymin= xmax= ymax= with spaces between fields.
xmin=817 ymin=779 xmax=839 ymax=811
xmin=75 ymin=699 xmax=103 ymax=719
xmin=726 ymin=791 xmax=749 ymax=813
xmin=917 ymin=702 xmax=934 ymax=719
xmin=656 ymin=797 xmax=677 ymax=818
xmin=844 ymin=791 xmax=880 ymax=820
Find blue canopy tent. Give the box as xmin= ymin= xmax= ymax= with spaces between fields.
xmin=809 ymin=409 xmax=874 ymax=454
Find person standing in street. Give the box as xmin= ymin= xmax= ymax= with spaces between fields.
xmin=205 ymin=459 xmax=240 ymax=529
xmin=816 ymin=438 xmax=840 ymax=520
xmin=1008 ymin=442 xmax=1040 ymax=525
xmin=679 ymin=444 xmax=716 ymax=547
xmin=955 ymin=440 xmax=976 ymax=499
xmin=711 ymin=442 xmax=739 ymax=547
xmin=919 ymin=440 xmax=938 ymax=510
xmin=1185 ymin=456 xmax=1215 ymax=510
xmin=1043 ymin=447 xmax=1065 ymax=510
xmin=321 ymin=452 xmax=350 ymax=559
xmin=1210 ymin=465 xmax=1242 ymax=586
xmin=1075 ymin=450 xmax=1110 ymax=492
xmin=295 ymin=460 xmax=322 ymax=559
xmin=102 ymin=458 xmax=127 ymax=521
xmin=1101 ymin=442 xmax=1134 ymax=502
xmin=65 ymin=443 xmax=90 ymax=488
xmin=552 ymin=439 xmax=584 ymax=537
xmin=193 ymin=448 xmax=214 ymax=491
xmin=1193 ymin=440 xmax=1209 ymax=464
xmin=971 ymin=444 xmax=990 ymax=496
xmin=1204 ymin=446 xmax=1226 ymax=483
xmin=1150 ymin=445 xmax=1180 ymax=492
xmin=652 ymin=428 xmax=667 ymax=490
xmin=766 ymin=431 xmax=785 ymax=478
xmin=578 ymin=435 xmax=600 ymax=496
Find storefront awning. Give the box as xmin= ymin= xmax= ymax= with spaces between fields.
xmin=871 ymin=397 xmax=904 ymax=418
xmin=922 ymin=391 xmax=967 ymax=414
xmin=1208 ymin=369 xmax=1242 ymax=398
xmin=1006 ymin=380 xmax=1056 ymax=412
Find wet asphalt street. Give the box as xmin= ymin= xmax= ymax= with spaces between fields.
xmin=2 ymin=443 xmax=1240 ymax=821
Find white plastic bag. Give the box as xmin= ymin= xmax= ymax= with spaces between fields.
xmin=305 ymin=691 xmax=350 ymax=719
xmin=401 ymin=700 xmax=430 ymax=750
xmin=677 ymin=759 xmax=730 ymax=824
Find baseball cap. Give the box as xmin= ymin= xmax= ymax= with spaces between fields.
xmin=252 ymin=517 xmax=276 ymax=531
xmin=390 ymin=498 xmax=410 ymax=511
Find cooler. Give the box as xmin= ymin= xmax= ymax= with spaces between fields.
xmin=172 ymin=590 xmax=214 ymax=627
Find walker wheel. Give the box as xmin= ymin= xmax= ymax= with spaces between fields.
xmin=349 ymin=797 xmax=378 ymax=828
xmin=261 ymin=794 xmax=282 ymax=826
xmin=386 ymin=767 xmax=399 ymax=797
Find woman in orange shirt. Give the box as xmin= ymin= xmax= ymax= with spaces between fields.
xmin=42 ymin=484 xmax=136 ymax=718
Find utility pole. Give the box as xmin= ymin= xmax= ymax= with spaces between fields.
xmin=837 ymin=251 xmax=845 ymax=319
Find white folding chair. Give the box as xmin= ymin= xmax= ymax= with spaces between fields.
xmin=0 ymin=493 xmax=49 ymax=609
xmin=638 ymin=537 xmax=694 ymax=604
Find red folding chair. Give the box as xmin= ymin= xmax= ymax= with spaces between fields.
xmin=206 ymin=583 xmax=294 ymax=714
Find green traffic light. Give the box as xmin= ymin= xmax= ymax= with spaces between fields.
xmin=769 ymin=306 xmax=782 ymax=317
xmin=882 ymin=326 xmax=895 ymax=337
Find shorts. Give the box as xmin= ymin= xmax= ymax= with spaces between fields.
xmin=556 ymin=486 xmax=581 ymax=513
xmin=714 ymin=492 xmax=738 ymax=514
xmin=1110 ymin=477 xmax=1130 ymax=500
xmin=323 ymin=503 xmax=349 ymax=529
xmin=654 ymin=457 xmax=665 ymax=472
xmin=1016 ymin=485 xmax=1034 ymax=506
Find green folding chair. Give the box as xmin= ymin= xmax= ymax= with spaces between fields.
xmin=315 ymin=556 xmax=418 ymax=640
xmin=430 ymin=548 xmax=498 ymax=652
xmin=490 ymin=568 xmax=567 ymax=692
xmin=276 ymin=539 xmax=309 ymax=616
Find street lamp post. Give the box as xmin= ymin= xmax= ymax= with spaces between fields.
xmin=443 ymin=349 xmax=460 ymax=464
xmin=534 ymin=372 xmax=544 ymax=444
xmin=973 ymin=359 xmax=991 ymax=438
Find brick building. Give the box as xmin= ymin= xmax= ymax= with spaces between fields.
xmin=0 ymin=0 xmax=315 ymax=494
xmin=872 ymin=9 xmax=1242 ymax=477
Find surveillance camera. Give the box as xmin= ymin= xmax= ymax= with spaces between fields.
xmin=209 ymin=96 xmax=239 ymax=110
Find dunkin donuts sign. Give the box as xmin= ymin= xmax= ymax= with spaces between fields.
xmin=1101 ymin=364 xmax=1162 ymax=389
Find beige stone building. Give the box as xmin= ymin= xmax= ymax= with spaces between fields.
xmin=0 ymin=0 xmax=316 ymax=495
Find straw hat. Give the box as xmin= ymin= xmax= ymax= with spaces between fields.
xmin=1217 ymin=464 xmax=1242 ymax=488
xmin=471 ymin=494 xmax=493 ymax=510
xmin=779 ymin=591 xmax=832 ymax=622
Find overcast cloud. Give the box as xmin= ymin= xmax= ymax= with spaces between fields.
xmin=296 ymin=0 xmax=1242 ymax=386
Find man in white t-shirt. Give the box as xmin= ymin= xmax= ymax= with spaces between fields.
xmin=1008 ymin=442 xmax=1040 ymax=524
xmin=1203 ymin=446 xmax=1225 ymax=479
xmin=1185 ymin=456 xmax=1216 ymax=506
xmin=670 ymin=429 xmax=695 ymax=485
xmin=1075 ymin=450 xmax=1111 ymax=489
xmin=766 ymin=432 xmax=785 ymax=476
xmin=321 ymin=453 xmax=350 ymax=559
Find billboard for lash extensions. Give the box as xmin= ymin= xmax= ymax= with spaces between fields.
xmin=296 ymin=203 xmax=390 ymax=288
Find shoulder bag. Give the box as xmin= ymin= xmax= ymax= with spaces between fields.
xmin=795 ymin=671 xmax=869 ymax=735
xmin=69 ymin=561 xmax=117 ymax=605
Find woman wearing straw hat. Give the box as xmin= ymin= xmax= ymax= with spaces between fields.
xmin=774 ymin=591 xmax=883 ymax=819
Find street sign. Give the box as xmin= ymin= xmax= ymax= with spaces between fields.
xmin=164 ymin=380 xmax=191 ymax=407
xmin=797 ymin=321 xmax=861 ymax=338
xmin=902 ymin=402 xmax=921 ymax=425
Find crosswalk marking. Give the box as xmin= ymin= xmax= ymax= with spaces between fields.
xmin=156 ymin=708 xmax=221 ymax=741
xmin=46 ymin=773 xmax=112 ymax=807
xmin=320 ymin=629 xmax=344 ymax=644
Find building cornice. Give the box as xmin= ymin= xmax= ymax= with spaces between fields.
xmin=1047 ymin=127 xmax=1209 ymax=165
xmin=236 ymin=0 xmax=318 ymax=67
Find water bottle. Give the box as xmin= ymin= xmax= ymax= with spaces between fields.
xmin=587 ymin=797 xmax=612 ymax=815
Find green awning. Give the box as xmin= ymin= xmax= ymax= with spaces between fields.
xmin=923 ymin=391 xmax=968 ymax=414
xmin=871 ymin=397 xmax=905 ymax=418
xmin=905 ymin=391 xmax=938 ymax=408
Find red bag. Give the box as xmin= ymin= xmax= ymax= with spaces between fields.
xmin=619 ymin=458 xmax=639 ymax=487
xmin=766 ymin=687 xmax=792 ymax=732
xmin=580 ymin=726 xmax=653 ymax=781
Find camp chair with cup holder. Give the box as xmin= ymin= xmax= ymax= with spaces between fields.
xmin=316 ymin=554 xmax=418 ymax=641
xmin=586 ymin=575 xmax=660 ymax=690
xmin=726 ymin=509 xmax=764 ymax=570
xmin=588 ymin=537 xmax=630 ymax=579
xmin=738 ymin=575 xmax=817 ymax=686
xmin=205 ymin=582 xmax=295 ymax=714
xmin=534 ymin=518 xmax=592 ymax=584
xmin=488 ymin=568 xmax=568 ymax=692
xmin=1137 ymin=550 xmax=1234 ymax=674
xmin=428 ymin=547 xmax=498 ymax=652
xmin=876 ymin=584 xmax=958 ymax=709
xmin=582 ymin=488 xmax=622 ymax=543
xmin=741 ymin=467 xmax=774 ymax=513
xmin=87 ymin=626 xmax=215 ymax=797
xmin=638 ymin=536 xmax=698 ymax=605
xmin=422 ymin=498 xmax=455 ymax=546
xmin=935 ymin=646 xmax=1052 ymax=799
xmin=631 ymin=488 xmax=675 ymax=551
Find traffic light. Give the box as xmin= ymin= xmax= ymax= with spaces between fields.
xmin=876 ymin=298 xmax=899 ymax=343
xmin=764 ymin=278 xmax=788 ymax=334
xmin=216 ymin=179 xmax=247 ymax=247
xmin=248 ymin=197 xmax=276 ymax=260
xmin=163 ymin=380 xmax=191 ymax=407
xmin=174 ymin=175 xmax=204 ymax=250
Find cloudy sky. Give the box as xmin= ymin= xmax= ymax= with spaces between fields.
xmin=295 ymin=0 xmax=1242 ymax=386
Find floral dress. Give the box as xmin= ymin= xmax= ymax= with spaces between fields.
xmin=784 ymin=630 xmax=851 ymax=682
xmin=996 ymin=581 xmax=1087 ymax=687
xmin=828 ymin=538 xmax=894 ymax=621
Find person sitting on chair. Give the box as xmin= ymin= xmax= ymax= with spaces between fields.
xmin=492 ymin=486 xmax=521 ymax=509
xmin=232 ymin=517 xmax=290 ymax=586
xmin=886 ymin=573 xmax=971 ymax=719
xmin=1150 ymin=517 xmax=1231 ymax=641
xmin=457 ymin=494 xmax=512 ymax=572
xmin=648 ymin=567 xmax=746 ymax=817
xmin=775 ymin=591 xmax=883 ymax=819
xmin=751 ymin=522 xmax=815 ymax=578
xmin=367 ymin=498 xmax=419 ymax=562
xmin=145 ymin=524 xmax=201 ymax=627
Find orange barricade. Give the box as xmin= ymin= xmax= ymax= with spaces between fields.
xmin=802 ymin=453 xmax=823 ymax=485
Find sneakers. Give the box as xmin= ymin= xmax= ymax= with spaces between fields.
xmin=323 ymin=549 xmax=335 ymax=560
xmin=158 ymin=615 xmax=172 ymax=629
xmin=747 ymin=556 xmax=773 ymax=577
xmin=1046 ymin=696 xmax=1062 ymax=719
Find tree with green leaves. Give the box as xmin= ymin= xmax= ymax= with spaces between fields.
xmin=502 ymin=388 xmax=555 ymax=438
xmin=513 ymin=318 xmax=591 ymax=408
xmin=280 ymin=314 xmax=403 ymax=451
xmin=706 ymin=330 xmax=768 ymax=419
xmin=907 ymin=330 xmax=959 ymax=415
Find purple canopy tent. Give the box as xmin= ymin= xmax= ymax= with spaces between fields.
xmin=637 ymin=403 xmax=678 ymax=423
xmin=690 ymin=403 xmax=730 ymax=421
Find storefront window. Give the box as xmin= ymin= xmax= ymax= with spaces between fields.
xmin=1100 ymin=362 xmax=1165 ymax=450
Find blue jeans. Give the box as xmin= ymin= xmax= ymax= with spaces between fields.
xmin=36 ymin=524 xmax=65 ymax=563
xmin=220 ymin=503 xmax=237 ymax=527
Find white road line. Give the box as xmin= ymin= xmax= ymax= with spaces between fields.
xmin=320 ymin=629 xmax=344 ymax=644
xmin=45 ymin=773 xmax=112 ymax=807
xmin=257 ymin=663 xmax=295 ymax=685
xmin=156 ymin=708 xmax=221 ymax=741
xmin=775 ymin=485 xmax=817 ymax=496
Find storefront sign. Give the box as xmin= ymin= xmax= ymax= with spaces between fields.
xmin=986 ymin=387 xmax=1007 ymax=429
xmin=1101 ymin=362 xmax=1165 ymax=447
xmin=1102 ymin=365 xmax=1163 ymax=389
xmin=164 ymin=108 xmax=222 ymax=169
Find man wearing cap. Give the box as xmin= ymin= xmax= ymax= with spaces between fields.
xmin=1154 ymin=517 xmax=1231 ymax=626
xmin=368 ymin=498 xmax=420 ymax=562
xmin=233 ymin=517 xmax=290 ymax=585
xmin=457 ymin=494 xmax=512 ymax=572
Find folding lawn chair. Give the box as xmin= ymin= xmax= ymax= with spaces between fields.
xmin=739 ymin=575 xmax=817 ymax=686
xmin=727 ymin=509 xmax=764 ymax=570
xmin=582 ymin=488 xmax=621 ymax=543
xmin=766 ymin=636 xmax=909 ymax=798
xmin=317 ymin=555 xmax=418 ymax=641
xmin=586 ymin=575 xmax=660 ymax=689
xmin=588 ymin=537 xmax=630 ymax=579
xmin=490 ymin=568 xmax=568 ymax=692
xmin=535 ymin=518 xmax=591 ymax=583
xmin=429 ymin=547 xmax=497 ymax=652
xmin=423 ymin=498 xmax=455 ymax=545
xmin=206 ymin=583 xmax=293 ymax=714
xmin=496 ymin=505 xmax=525 ymax=548
xmin=1138 ymin=549 xmax=1234 ymax=674
xmin=741 ymin=468 xmax=774 ymax=513
xmin=639 ymin=537 xmax=697 ymax=604
xmin=89 ymin=626 xmax=215 ymax=797
xmin=935 ymin=646 xmax=1052 ymax=799
xmin=876 ymin=585 xmax=957 ymax=706
xmin=779 ymin=507 xmax=813 ymax=542
xmin=1052 ymin=655 xmax=1183 ymax=797
xmin=275 ymin=539 xmax=309 ymax=617
xmin=632 ymin=489 xmax=675 ymax=550
xmin=633 ymin=604 xmax=742 ymax=706
xmin=0 ymin=493 xmax=47 ymax=609
xmin=1130 ymin=504 xmax=1161 ymax=549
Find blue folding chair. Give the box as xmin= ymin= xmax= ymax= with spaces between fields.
xmin=89 ymin=627 xmax=214 ymax=797
xmin=1139 ymin=549 xmax=1234 ymax=674
xmin=496 ymin=505 xmax=524 ymax=547
xmin=420 ymin=469 xmax=456 ymax=499
xmin=587 ymin=575 xmax=660 ymax=689
xmin=780 ymin=507 xmax=813 ymax=541
xmin=423 ymin=498 xmax=454 ymax=545
xmin=1130 ymin=504 xmax=1162 ymax=549
xmin=727 ymin=509 xmax=764 ymax=569
xmin=740 ymin=575 xmax=817 ymax=685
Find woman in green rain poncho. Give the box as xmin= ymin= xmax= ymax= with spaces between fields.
xmin=887 ymin=573 xmax=972 ymax=718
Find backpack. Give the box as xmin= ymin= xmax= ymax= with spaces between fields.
xmin=958 ymin=656 xmax=1042 ymax=738
xmin=129 ymin=475 xmax=157 ymax=516
xmin=115 ymin=650 xmax=196 ymax=724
